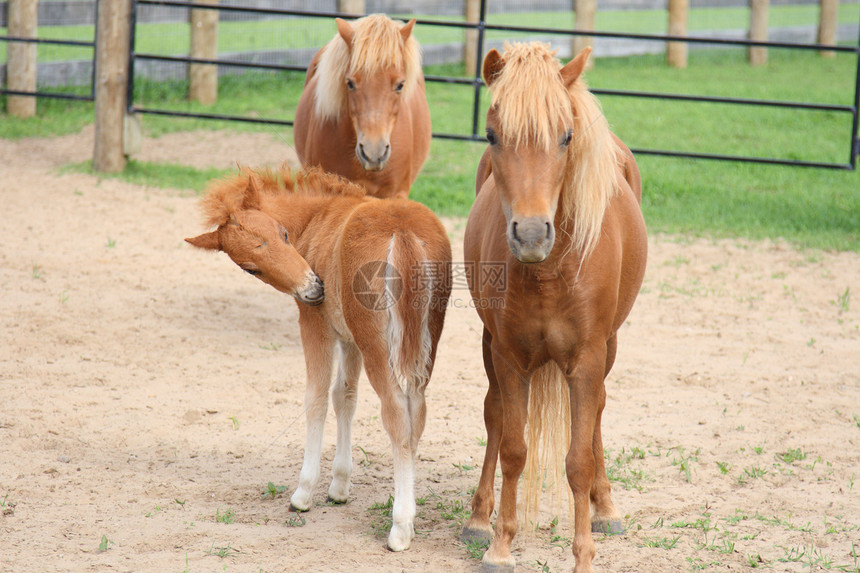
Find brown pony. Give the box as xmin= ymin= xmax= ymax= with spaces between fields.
xmin=186 ymin=167 xmax=452 ymax=552
xmin=460 ymin=44 xmax=647 ymax=572
xmin=293 ymin=14 xmax=431 ymax=199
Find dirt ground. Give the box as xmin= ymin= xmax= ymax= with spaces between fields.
xmin=1 ymin=128 xmax=858 ymax=573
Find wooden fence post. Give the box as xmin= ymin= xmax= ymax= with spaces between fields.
xmin=464 ymin=0 xmax=480 ymax=75
xmin=573 ymin=0 xmax=596 ymax=67
xmin=748 ymin=0 xmax=769 ymax=66
xmin=189 ymin=0 xmax=219 ymax=105
xmin=817 ymin=0 xmax=839 ymax=58
xmin=667 ymin=0 xmax=689 ymax=68
xmin=6 ymin=0 xmax=38 ymax=118
xmin=337 ymin=0 xmax=365 ymax=15
xmin=93 ymin=0 xmax=132 ymax=173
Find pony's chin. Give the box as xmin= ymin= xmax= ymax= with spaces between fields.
xmin=508 ymin=241 xmax=552 ymax=264
xmin=359 ymin=160 xmax=387 ymax=172
xmin=295 ymin=292 xmax=325 ymax=306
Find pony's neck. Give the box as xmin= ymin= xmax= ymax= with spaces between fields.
xmin=258 ymin=192 xmax=357 ymax=241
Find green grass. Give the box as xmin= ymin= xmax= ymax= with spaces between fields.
xmin=60 ymin=158 xmax=232 ymax=192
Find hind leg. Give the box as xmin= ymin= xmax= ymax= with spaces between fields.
xmin=290 ymin=312 xmax=334 ymax=512
xmin=363 ymin=349 xmax=417 ymax=552
xmin=329 ymin=341 xmax=362 ymax=503
xmin=590 ymin=334 xmax=623 ymax=534
xmin=462 ymin=328 xmax=500 ymax=544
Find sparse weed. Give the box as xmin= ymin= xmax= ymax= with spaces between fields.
xmin=106 ymin=237 xmax=117 ymax=248
xmin=716 ymin=461 xmax=731 ymax=475
xmin=285 ymin=514 xmax=306 ymax=527
xmin=463 ymin=538 xmax=490 ymax=560
xmin=549 ymin=515 xmax=571 ymax=547
xmin=205 ymin=542 xmax=238 ymax=559
xmin=368 ymin=495 xmax=394 ymax=538
xmin=738 ymin=466 xmax=767 ymax=484
xmin=215 ymin=506 xmax=234 ymax=524
xmin=777 ymin=448 xmax=807 ymax=464
xmin=98 ymin=534 xmax=114 ymax=552
xmin=452 ymin=462 xmax=474 ymax=472
xmin=604 ymin=446 xmax=654 ymax=492
xmin=670 ymin=446 xmax=700 ymax=483
xmin=357 ymin=445 xmax=372 ymax=466
xmin=145 ymin=505 xmax=163 ymax=517
xmin=32 ymin=265 xmax=43 ymax=280
xmin=263 ymin=482 xmax=287 ymax=499
xmin=639 ymin=535 xmax=681 ymax=550
xmin=436 ymin=497 xmax=470 ymax=525
xmin=834 ymin=286 xmax=851 ymax=314
xmin=229 ymin=416 xmax=240 ymax=430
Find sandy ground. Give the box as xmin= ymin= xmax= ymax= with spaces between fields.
xmin=1 ymin=128 xmax=858 ymax=573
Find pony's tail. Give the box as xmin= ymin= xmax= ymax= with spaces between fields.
xmin=521 ymin=362 xmax=574 ymax=535
xmin=385 ymin=233 xmax=433 ymax=389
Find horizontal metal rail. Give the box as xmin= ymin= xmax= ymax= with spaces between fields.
xmin=0 ymin=28 xmax=96 ymax=102
xmin=0 ymin=35 xmax=95 ymax=48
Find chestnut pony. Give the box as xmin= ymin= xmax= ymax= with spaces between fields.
xmin=293 ymin=14 xmax=431 ymax=199
xmin=186 ymin=167 xmax=452 ymax=552
xmin=461 ymin=44 xmax=647 ymax=572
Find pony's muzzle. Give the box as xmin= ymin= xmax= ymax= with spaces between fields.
xmin=356 ymin=140 xmax=391 ymax=172
xmin=507 ymin=216 xmax=555 ymax=263
xmin=296 ymin=273 xmax=325 ymax=306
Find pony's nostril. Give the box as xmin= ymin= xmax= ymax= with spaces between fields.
xmin=511 ymin=221 xmax=520 ymax=242
xmin=545 ymin=222 xmax=552 ymax=240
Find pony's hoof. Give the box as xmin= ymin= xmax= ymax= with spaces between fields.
xmin=480 ymin=555 xmax=515 ymax=573
xmin=591 ymin=519 xmax=625 ymax=535
xmin=479 ymin=564 xmax=515 ymax=573
xmin=387 ymin=523 xmax=414 ymax=552
xmin=289 ymin=490 xmax=312 ymax=513
xmin=327 ymin=481 xmax=350 ymax=504
xmin=460 ymin=525 xmax=494 ymax=544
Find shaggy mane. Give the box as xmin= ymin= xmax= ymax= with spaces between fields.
xmin=200 ymin=166 xmax=366 ymax=228
xmin=490 ymin=42 xmax=621 ymax=258
xmin=314 ymin=14 xmax=422 ymax=121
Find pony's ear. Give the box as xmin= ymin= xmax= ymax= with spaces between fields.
xmin=482 ymin=49 xmax=505 ymax=87
xmin=400 ymin=18 xmax=416 ymax=42
xmin=336 ymin=18 xmax=355 ymax=47
xmin=243 ymin=171 xmax=262 ymax=210
xmin=185 ymin=230 xmax=221 ymax=251
xmin=561 ymin=47 xmax=592 ymax=89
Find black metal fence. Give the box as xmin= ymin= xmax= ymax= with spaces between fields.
xmin=2 ymin=0 xmax=858 ymax=169
xmin=0 ymin=1 xmax=97 ymax=102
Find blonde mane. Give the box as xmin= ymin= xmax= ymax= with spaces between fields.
xmin=314 ymin=14 xmax=422 ymax=121
xmin=491 ymin=42 xmax=621 ymax=258
xmin=200 ymin=166 xmax=366 ymax=228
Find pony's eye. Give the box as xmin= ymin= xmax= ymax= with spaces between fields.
xmin=243 ymin=268 xmax=261 ymax=277
xmin=486 ymin=129 xmax=498 ymax=146
xmin=346 ymin=78 xmax=356 ymax=90
xmin=394 ymin=81 xmax=405 ymax=93
xmin=562 ymin=129 xmax=573 ymax=147
xmin=279 ymin=225 xmax=290 ymax=243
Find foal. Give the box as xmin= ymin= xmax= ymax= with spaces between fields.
xmin=187 ymin=167 xmax=452 ymax=551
